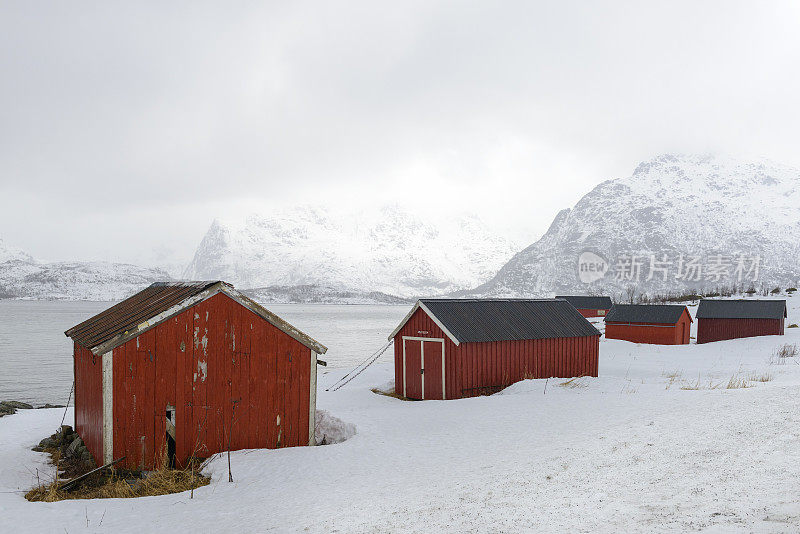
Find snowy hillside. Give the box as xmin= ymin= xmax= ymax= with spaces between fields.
xmin=472 ymin=154 xmax=800 ymax=297
xmin=185 ymin=205 xmax=518 ymax=298
xmin=0 ymin=239 xmax=170 ymax=300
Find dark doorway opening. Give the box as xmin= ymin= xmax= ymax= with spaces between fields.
xmin=165 ymin=405 xmax=176 ymax=468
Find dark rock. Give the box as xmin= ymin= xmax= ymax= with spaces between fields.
xmin=67 ymin=436 xmax=84 ymax=456
xmin=38 ymin=437 xmax=55 ymax=448
xmin=37 ymin=404 xmax=66 ymax=409
xmin=0 ymin=401 xmax=33 ymax=410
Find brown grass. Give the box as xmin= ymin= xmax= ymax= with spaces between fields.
xmin=558 ymin=376 xmax=588 ymax=389
xmin=26 ymin=452 xmax=209 ymax=502
xmin=747 ymin=371 xmax=773 ymax=383
xmin=724 ymin=375 xmax=751 ymax=389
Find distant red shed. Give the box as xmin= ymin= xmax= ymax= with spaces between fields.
xmin=65 ymin=281 xmax=327 ymax=470
xmin=389 ymin=299 xmax=601 ymax=400
xmin=555 ymin=295 xmax=613 ymax=318
xmin=696 ymin=299 xmax=786 ymax=344
xmin=604 ymin=304 xmax=692 ymax=345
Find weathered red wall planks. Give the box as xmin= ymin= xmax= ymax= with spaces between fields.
xmin=73 ymin=343 xmax=104 ymax=465
xmin=697 ymin=317 xmax=784 ymax=344
xmin=393 ymin=308 xmax=599 ymax=400
xmin=86 ymin=292 xmax=313 ymax=469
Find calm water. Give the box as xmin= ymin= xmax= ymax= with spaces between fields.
xmin=0 ymin=300 xmax=408 ymax=406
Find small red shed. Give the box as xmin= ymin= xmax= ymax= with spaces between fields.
xmin=604 ymin=304 xmax=692 ymax=345
xmin=389 ymin=299 xmax=600 ymax=400
xmin=65 ymin=281 xmax=327 ymax=470
xmin=555 ymin=295 xmax=613 ymax=318
xmin=696 ymin=299 xmax=786 ymax=344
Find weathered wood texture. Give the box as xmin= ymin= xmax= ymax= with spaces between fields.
xmin=74 ymin=343 xmax=104 ymax=465
xmin=85 ymin=292 xmax=313 ymax=469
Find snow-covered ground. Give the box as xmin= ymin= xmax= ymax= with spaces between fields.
xmin=3 ymin=303 xmax=800 ymax=532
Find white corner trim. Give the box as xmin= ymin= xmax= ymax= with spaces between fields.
xmin=102 ymin=352 xmax=113 ymax=464
xmin=402 ymin=338 xmax=407 ymax=398
xmin=387 ymin=301 xmax=460 ymax=346
xmin=309 ymin=350 xmax=317 ymax=446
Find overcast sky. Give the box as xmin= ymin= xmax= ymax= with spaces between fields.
xmin=2 ymin=1 xmax=800 ymax=268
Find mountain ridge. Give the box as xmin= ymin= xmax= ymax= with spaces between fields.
xmin=469 ymin=153 xmax=800 ymax=298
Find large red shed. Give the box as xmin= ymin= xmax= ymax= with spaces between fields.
xmin=555 ymin=295 xmax=613 ymax=318
xmin=696 ymin=299 xmax=786 ymax=344
xmin=389 ymin=299 xmax=600 ymax=400
xmin=65 ymin=281 xmax=327 ymax=470
xmin=604 ymin=304 xmax=692 ymax=345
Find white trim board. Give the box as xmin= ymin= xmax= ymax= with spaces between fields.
xmin=101 ymin=351 xmax=113 ymax=464
xmin=309 ymin=350 xmax=317 ymax=446
xmin=388 ymin=301 xmax=460 ymax=346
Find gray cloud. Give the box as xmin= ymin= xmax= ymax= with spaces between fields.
xmin=2 ymin=1 xmax=800 ymax=265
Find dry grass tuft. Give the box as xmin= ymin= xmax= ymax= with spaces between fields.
xmin=26 ymin=453 xmax=210 ymax=502
xmin=747 ymin=371 xmax=773 ymax=383
xmin=558 ymin=376 xmax=587 ymax=389
xmin=770 ymin=343 xmax=799 ymax=365
xmin=724 ymin=375 xmax=751 ymax=389
xmin=679 ymin=378 xmax=703 ymax=390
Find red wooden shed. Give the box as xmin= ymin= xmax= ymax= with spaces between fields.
xmin=389 ymin=299 xmax=600 ymax=400
xmin=555 ymin=295 xmax=613 ymax=318
xmin=696 ymin=299 xmax=786 ymax=344
xmin=604 ymin=304 xmax=692 ymax=345
xmin=65 ymin=281 xmax=327 ymax=470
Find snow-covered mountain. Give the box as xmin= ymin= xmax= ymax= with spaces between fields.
xmin=0 ymin=237 xmax=33 ymax=263
xmin=185 ymin=205 xmax=519 ymax=298
xmin=471 ymin=154 xmax=800 ymax=298
xmin=0 ymin=239 xmax=170 ymax=300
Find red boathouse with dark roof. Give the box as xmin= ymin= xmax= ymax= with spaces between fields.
xmin=604 ymin=304 xmax=692 ymax=345
xmin=65 ymin=281 xmax=327 ymax=470
xmin=696 ymin=299 xmax=786 ymax=344
xmin=389 ymin=299 xmax=601 ymax=400
xmin=555 ymin=295 xmax=613 ymax=318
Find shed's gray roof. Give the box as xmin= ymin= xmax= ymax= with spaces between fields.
xmin=555 ymin=295 xmax=613 ymax=310
xmin=604 ymin=304 xmax=690 ymax=325
xmin=65 ymin=281 xmax=328 ymax=355
xmin=390 ymin=298 xmax=600 ymax=344
xmin=696 ymin=299 xmax=787 ymax=320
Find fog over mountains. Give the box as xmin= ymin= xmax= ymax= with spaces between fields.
xmin=4 ymin=154 xmax=800 ymax=301
xmin=184 ymin=205 xmax=519 ymax=301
